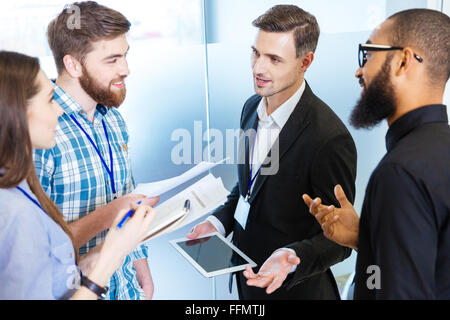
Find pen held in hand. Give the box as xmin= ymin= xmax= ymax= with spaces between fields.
xmin=117 ymin=200 xmax=142 ymax=229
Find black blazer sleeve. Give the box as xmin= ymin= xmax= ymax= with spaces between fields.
xmin=211 ymin=182 xmax=239 ymax=236
xmin=286 ymin=133 xmax=356 ymax=288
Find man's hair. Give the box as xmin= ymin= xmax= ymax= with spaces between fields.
xmin=252 ymin=5 xmax=320 ymax=57
xmin=386 ymin=9 xmax=450 ymax=86
xmin=47 ymin=1 xmax=131 ymax=74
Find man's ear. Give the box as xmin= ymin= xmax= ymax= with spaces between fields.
xmin=62 ymin=55 xmax=83 ymax=78
xmin=394 ymin=48 xmax=415 ymax=77
xmin=300 ymin=52 xmax=314 ymax=73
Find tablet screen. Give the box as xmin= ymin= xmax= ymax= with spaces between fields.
xmin=170 ymin=232 xmax=257 ymax=277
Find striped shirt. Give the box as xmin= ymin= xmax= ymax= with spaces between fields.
xmin=34 ymin=83 xmax=148 ymax=300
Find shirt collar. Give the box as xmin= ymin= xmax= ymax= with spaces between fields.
xmin=257 ymin=79 xmax=306 ymax=129
xmin=385 ymin=104 xmax=448 ymax=152
xmin=16 ymin=179 xmax=33 ymax=195
xmin=52 ymin=80 xmax=108 ymax=117
xmin=0 ymin=169 xmax=34 ymax=196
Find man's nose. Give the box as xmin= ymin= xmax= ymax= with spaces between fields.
xmin=355 ymin=67 xmax=363 ymax=79
xmin=253 ymin=57 xmax=268 ymax=75
xmin=119 ymin=59 xmax=130 ymax=77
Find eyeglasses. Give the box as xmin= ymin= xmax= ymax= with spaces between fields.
xmin=358 ymin=43 xmax=423 ymax=68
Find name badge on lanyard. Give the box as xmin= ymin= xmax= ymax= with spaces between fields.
xmin=234 ymin=195 xmax=251 ymax=229
xmin=70 ymin=114 xmax=118 ymax=200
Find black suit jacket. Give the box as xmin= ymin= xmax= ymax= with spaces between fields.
xmin=212 ymin=82 xmax=357 ymax=299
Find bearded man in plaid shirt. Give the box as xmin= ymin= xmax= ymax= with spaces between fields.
xmin=33 ymin=2 xmax=158 ymax=299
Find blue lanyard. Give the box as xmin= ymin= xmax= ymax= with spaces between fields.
xmin=16 ymin=186 xmax=48 ymax=215
xmin=70 ymin=114 xmax=117 ymax=199
xmin=246 ymin=127 xmax=262 ymax=201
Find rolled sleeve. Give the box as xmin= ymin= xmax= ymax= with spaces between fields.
xmin=129 ymin=244 xmax=149 ymax=261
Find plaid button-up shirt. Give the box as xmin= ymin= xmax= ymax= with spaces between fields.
xmin=34 ymin=84 xmax=148 ymax=300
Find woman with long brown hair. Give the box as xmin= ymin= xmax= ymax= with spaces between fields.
xmin=0 ymin=50 xmax=156 ymax=300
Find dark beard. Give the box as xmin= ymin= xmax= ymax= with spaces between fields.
xmin=79 ymin=65 xmax=126 ymax=108
xmin=350 ymin=57 xmax=396 ymax=130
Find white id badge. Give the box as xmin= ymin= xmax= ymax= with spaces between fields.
xmin=234 ymin=195 xmax=251 ymax=230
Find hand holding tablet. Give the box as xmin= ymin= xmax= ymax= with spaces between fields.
xmin=170 ymin=232 xmax=257 ymax=278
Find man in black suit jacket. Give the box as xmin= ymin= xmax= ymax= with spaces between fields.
xmin=187 ymin=5 xmax=357 ymax=299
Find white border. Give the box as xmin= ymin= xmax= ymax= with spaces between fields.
xmin=170 ymin=232 xmax=257 ymax=278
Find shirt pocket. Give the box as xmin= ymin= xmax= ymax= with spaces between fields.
xmin=50 ymin=241 xmax=75 ymax=265
xmin=113 ymin=140 xmax=132 ymax=193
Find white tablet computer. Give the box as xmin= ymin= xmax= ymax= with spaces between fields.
xmin=170 ymin=232 xmax=257 ymax=278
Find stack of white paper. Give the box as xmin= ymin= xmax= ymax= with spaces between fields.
xmin=132 ymin=159 xmax=227 ymax=197
xmin=141 ymin=173 xmax=229 ymax=242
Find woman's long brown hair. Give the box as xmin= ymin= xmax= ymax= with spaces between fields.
xmin=0 ymin=51 xmax=77 ymax=261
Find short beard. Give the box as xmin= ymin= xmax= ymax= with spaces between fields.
xmin=79 ymin=65 xmax=126 ymax=108
xmin=350 ymin=56 xmax=396 ymax=130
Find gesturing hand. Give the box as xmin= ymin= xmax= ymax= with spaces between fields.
xmin=302 ymin=184 xmax=359 ymax=250
xmin=243 ymin=249 xmax=300 ymax=294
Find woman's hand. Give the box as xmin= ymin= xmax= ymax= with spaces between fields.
xmin=72 ymin=204 xmax=156 ymax=300
xmin=87 ymin=204 xmax=156 ymax=287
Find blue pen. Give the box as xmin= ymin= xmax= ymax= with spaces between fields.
xmin=117 ymin=200 xmax=142 ymax=229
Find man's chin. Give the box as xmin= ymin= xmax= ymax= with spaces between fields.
xmin=350 ymin=97 xmax=394 ymax=130
xmin=104 ymin=99 xmax=125 ymax=108
xmin=254 ymin=85 xmax=274 ymax=98
xmin=350 ymin=109 xmax=383 ymax=129
xmin=102 ymin=90 xmax=126 ymax=108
